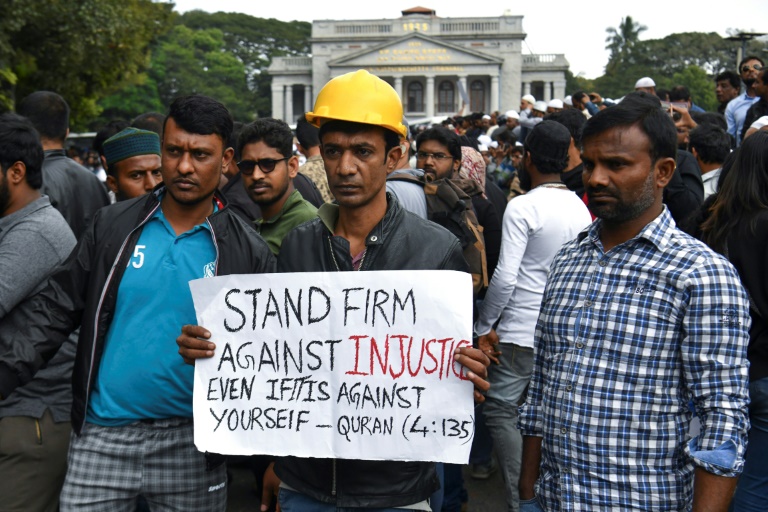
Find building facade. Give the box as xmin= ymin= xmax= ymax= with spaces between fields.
xmin=268 ymin=7 xmax=570 ymax=124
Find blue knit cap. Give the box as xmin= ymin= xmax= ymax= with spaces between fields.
xmin=103 ymin=127 xmax=161 ymax=167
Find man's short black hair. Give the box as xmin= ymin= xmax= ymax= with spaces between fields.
xmin=715 ymin=71 xmax=741 ymax=90
xmin=0 ymin=113 xmax=44 ymax=189
xmin=572 ymin=90 xmax=588 ymax=103
xmin=689 ymin=125 xmax=731 ymax=165
xmin=669 ymin=86 xmax=692 ymax=103
xmin=164 ymin=95 xmax=233 ymax=149
xmin=296 ymin=117 xmax=320 ymax=149
xmin=691 ymin=112 xmax=727 ymax=131
xmin=582 ymin=97 xmax=677 ymax=162
xmin=544 ymin=109 xmax=586 ymax=145
xmin=93 ymin=119 xmax=129 ymax=157
xmin=318 ymin=120 xmax=401 ymax=158
xmin=16 ymin=91 xmax=69 ymax=143
xmin=739 ymin=55 xmax=764 ymax=70
xmin=495 ymin=128 xmax=516 ymax=145
xmin=131 ymin=112 xmax=166 ymax=136
xmin=238 ymin=118 xmax=293 ymax=158
xmin=655 ymin=89 xmax=670 ymax=102
xmin=416 ymin=126 xmax=462 ymax=161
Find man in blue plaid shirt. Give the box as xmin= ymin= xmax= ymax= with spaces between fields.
xmin=518 ymin=97 xmax=751 ymax=512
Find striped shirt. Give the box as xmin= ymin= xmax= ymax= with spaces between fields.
xmin=519 ymin=207 xmax=751 ymax=511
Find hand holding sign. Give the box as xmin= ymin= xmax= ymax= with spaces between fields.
xmin=188 ymin=270 xmax=483 ymax=464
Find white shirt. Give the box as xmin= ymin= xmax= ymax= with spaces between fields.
xmin=474 ymin=185 xmax=592 ymax=347
xmin=702 ymin=168 xmax=721 ymax=199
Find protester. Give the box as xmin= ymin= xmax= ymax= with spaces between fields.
xmin=237 ymin=118 xmax=317 ymax=255
xmin=688 ymin=124 xmax=731 ymax=199
xmin=726 ymin=56 xmax=764 ymax=145
xmin=2 ymin=94 xmax=276 ymax=511
xmin=295 ymin=117 xmax=333 ymax=203
xmin=741 ymin=67 xmax=768 ymax=142
xmin=101 ymin=127 xmax=162 ymax=201
xmin=475 ymin=121 xmax=591 ymax=512
xmin=16 ymin=91 xmax=110 ymax=240
xmin=699 ymin=131 xmax=768 ymax=512
xmin=545 ymin=109 xmax=588 ymax=198
xmin=715 ymin=71 xmax=741 ymax=114
xmin=178 ymin=69 xmax=491 ymax=512
xmin=0 ymin=113 xmax=77 ymax=512
xmin=519 ymin=100 xmax=750 ymax=511
xmin=634 ymin=76 xmax=656 ymax=94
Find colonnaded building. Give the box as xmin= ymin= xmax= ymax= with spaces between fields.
xmin=268 ymin=7 xmax=569 ymax=124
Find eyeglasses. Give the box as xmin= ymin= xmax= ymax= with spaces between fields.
xmin=741 ymin=64 xmax=763 ymax=73
xmin=237 ymin=158 xmax=290 ymax=175
xmin=416 ymin=151 xmax=452 ymax=161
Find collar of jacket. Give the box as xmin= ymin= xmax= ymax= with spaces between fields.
xmin=316 ymin=193 xmax=402 ymax=248
xmin=140 ymin=184 xmax=230 ymax=218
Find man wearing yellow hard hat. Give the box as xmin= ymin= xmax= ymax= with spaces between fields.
xmin=275 ymin=69 xmax=492 ymax=510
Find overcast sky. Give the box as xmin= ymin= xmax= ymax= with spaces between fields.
xmin=172 ymin=1 xmax=768 ymax=79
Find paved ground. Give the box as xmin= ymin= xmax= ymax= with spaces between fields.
xmin=226 ymin=460 xmax=506 ymax=511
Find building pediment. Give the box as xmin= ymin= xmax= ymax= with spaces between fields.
xmin=327 ymin=33 xmax=502 ymax=68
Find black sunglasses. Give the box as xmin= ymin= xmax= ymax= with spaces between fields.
xmin=742 ymin=64 xmax=763 ymax=72
xmin=238 ymin=157 xmax=289 ymax=175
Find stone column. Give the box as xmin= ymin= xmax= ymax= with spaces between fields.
xmin=285 ymin=85 xmax=294 ymax=124
xmin=394 ymin=76 xmax=403 ymax=104
xmin=523 ymin=81 xmax=531 ymax=96
xmin=426 ymin=76 xmax=435 ymax=118
xmin=304 ymin=85 xmax=312 ymax=114
xmin=458 ymin=75 xmax=468 ymax=113
xmin=554 ymin=79 xmax=567 ymax=101
xmin=544 ymin=82 xmax=552 ymax=102
xmin=490 ymin=75 xmax=500 ymax=112
xmin=272 ymin=84 xmax=284 ymax=121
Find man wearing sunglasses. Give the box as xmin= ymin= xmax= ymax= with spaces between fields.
xmin=237 ymin=118 xmax=317 ymax=255
xmin=725 ymin=55 xmax=764 ymax=145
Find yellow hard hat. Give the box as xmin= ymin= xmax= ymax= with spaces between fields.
xmin=306 ymin=70 xmax=407 ymax=139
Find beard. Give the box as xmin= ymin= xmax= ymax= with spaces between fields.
xmin=744 ymin=78 xmax=756 ymax=88
xmin=587 ymin=168 xmax=656 ymax=224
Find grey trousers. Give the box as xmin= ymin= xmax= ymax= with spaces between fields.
xmin=482 ymin=343 xmax=534 ymax=512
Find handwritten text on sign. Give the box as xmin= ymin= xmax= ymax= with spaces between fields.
xmin=190 ymin=270 xmax=475 ymax=464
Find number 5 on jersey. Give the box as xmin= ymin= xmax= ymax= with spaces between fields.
xmin=129 ymin=245 xmax=146 ymax=269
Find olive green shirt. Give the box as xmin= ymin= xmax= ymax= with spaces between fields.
xmin=255 ymin=190 xmax=318 ymax=255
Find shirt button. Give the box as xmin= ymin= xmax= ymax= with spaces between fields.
xmin=561 ymin=427 xmax=567 ymax=434
xmin=566 ymin=384 xmax=573 ymax=391
xmin=598 ymin=260 xmax=607 ymax=267
xmin=370 ymin=236 xmax=378 ymax=242
xmin=583 ymin=299 xmax=593 ymax=307
xmin=576 ymin=342 xmax=584 ymax=349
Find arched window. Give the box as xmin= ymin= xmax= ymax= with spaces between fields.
xmin=407 ymin=82 xmax=424 ymax=113
xmin=470 ymin=80 xmax=485 ymax=112
xmin=437 ymin=80 xmax=455 ymax=113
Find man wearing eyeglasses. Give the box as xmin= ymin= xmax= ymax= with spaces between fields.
xmin=725 ymin=55 xmax=764 ymax=145
xmin=237 ymin=118 xmax=317 ymax=255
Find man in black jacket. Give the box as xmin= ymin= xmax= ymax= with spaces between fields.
xmin=179 ymin=70 xmax=490 ymax=511
xmin=16 ymin=91 xmax=109 ymax=240
xmin=0 ymin=94 xmax=275 ymax=511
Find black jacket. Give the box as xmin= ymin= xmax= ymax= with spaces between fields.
xmin=664 ymin=150 xmax=704 ymax=226
xmin=0 ymin=188 xmax=275 ymax=431
xmin=41 ymin=149 xmax=110 ymax=240
xmin=274 ymin=196 xmax=467 ymax=508
xmin=742 ymin=98 xmax=768 ymax=142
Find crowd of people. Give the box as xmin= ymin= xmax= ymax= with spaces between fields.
xmin=0 ymin=53 xmax=766 ymax=512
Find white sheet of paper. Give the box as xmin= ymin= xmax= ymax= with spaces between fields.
xmin=189 ymin=270 xmax=475 ymax=464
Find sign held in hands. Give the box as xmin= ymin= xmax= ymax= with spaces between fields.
xmin=190 ymin=270 xmax=475 ymax=464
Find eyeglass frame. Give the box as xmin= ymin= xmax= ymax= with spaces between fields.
xmin=415 ymin=151 xmax=454 ymax=161
xmin=741 ymin=64 xmax=763 ymax=73
xmin=237 ymin=157 xmax=291 ymax=175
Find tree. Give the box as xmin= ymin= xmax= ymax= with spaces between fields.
xmin=95 ymin=24 xmax=253 ymax=126
xmin=605 ymin=16 xmax=647 ymax=65
xmin=1 ymin=0 xmax=174 ymax=128
xmin=177 ymin=11 xmax=311 ymax=118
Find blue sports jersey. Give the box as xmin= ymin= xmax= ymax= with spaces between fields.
xmin=87 ymin=203 xmax=217 ymax=426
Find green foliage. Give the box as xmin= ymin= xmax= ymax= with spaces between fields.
xmin=593 ymin=16 xmax=744 ymax=105
xmin=1 ymin=0 xmax=174 ymax=129
xmin=668 ymin=66 xmax=718 ymax=112
xmin=177 ymin=11 xmax=311 ymax=118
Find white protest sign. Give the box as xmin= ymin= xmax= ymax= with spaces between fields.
xmin=189 ymin=270 xmax=475 ymax=464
